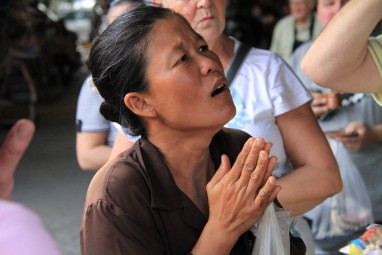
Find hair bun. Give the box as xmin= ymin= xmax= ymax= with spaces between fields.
xmin=100 ymin=101 xmax=120 ymax=123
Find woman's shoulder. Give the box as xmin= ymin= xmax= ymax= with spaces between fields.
xmin=84 ymin=141 xmax=151 ymax=209
xmin=274 ymin=15 xmax=295 ymax=30
xmin=212 ymin=128 xmax=251 ymax=162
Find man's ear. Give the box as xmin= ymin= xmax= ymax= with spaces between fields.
xmin=124 ymin=92 xmax=156 ymax=118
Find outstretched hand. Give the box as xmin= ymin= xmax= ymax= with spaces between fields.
xmin=206 ymin=137 xmax=280 ymax=241
xmin=0 ymin=119 xmax=35 ymax=200
xmin=335 ymin=122 xmax=374 ymax=152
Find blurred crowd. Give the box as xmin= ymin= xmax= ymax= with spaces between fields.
xmin=0 ymin=0 xmax=81 ymax=124
xmin=0 ymin=0 xmax=289 ymax=125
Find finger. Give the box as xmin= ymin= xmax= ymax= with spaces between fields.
xmin=246 ymin=150 xmax=269 ymax=195
xmin=263 ymin=141 xmax=272 ymax=154
xmin=238 ymin=138 xmax=266 ymax=184
xmin=254 ymin=176 xmax=281 ymax=209
xmin=262 ymin=142 xmax=277 ymax=182
xmin=264 ymin=155 xmax=277 ymax=182
xmin=208 ymin=154 xmax=231 ymax=187
xmin=0 ymin=119 xmax=35 ymax=179
xmin=226 ymin=138 xmax=256 ymax=182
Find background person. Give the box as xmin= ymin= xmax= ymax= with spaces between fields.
xmin=270 ymin=0 xmax=322 ymax=62
xmin=76 ymin=0 xmax=143 ymax=170
xmin=81 ymin=6 xmax=306 ymax=254
xmin=301 ymin=0 xmax=382 ymax=105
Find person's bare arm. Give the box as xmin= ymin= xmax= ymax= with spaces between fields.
xmin=0 ymin=119 xmax=35 ymax=200
xmin=109 ymin=131 xmax=133 ymax=160
xmin=276 ymin=103 xmax=342 ymax=216
xmin=301 ymin=0 xmax=382 ymax=93
xmin=76 ymin=132 xmax=111 ymax=171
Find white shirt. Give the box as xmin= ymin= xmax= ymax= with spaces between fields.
xmin=225 ymin=38 xmax=312 ymax=178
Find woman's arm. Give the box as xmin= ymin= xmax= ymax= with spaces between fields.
xmin=76 ymin=77 xmax=114 ymax=171
xmin=301 ymin=0 xmax=382 ymax=93
xmin=276 ymin=103 xmax=342 ymax=216
xmin=76 ymin=132 xmax=111 ymax=170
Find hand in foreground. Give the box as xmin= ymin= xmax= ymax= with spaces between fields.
xmin=196 ymin=137 xmax=280 ymax=254
xmin=0 ymin=119 xmax=35 ymax=200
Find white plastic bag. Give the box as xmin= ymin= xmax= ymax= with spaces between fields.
xmin=305 ymin=139 xmax=374 ymax=250
xmin=251 ymin=202 xmax=291 ymax=255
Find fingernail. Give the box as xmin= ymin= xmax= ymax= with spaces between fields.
xmin=259 ymin=150 xmax=268 ymax=159
xmin=16 ymin=123 xmax=33 ymax=138
xmin=255 ymin=138 xmax=264 ymax=147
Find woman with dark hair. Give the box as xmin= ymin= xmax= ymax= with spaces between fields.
xmin=81 ymin=6 xmax=305 ymax=254
xmin=111 ymin=0 xmax=342 ymax=252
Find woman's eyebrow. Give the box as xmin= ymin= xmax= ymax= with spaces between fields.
xmin=195 ymin=33 xmax=205 ymax=43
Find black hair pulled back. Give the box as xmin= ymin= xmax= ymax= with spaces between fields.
xmin=87 ymin=6 xmax=176 ymax=137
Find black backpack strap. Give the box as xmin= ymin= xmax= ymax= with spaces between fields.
xmin=226 ymin=43 xmax=251 ymax=85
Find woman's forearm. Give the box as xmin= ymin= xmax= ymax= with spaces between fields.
xmin=276 ymin=164 xmax=341 ymax=216
xmin=302 ymin=0 xmax=382 ymax=92
xmin=275 ymin=103 xmax=342 ymax=216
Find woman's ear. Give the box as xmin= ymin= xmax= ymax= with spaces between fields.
xmin=152 ymin=0 xmax=163 ymax=7
xmin=124 ymin=93 xmax=156 ymax=118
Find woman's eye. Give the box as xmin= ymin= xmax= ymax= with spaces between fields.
xmin=199 ymin=45 xmax=209 ymax=52
xmin=177 ymin=55 xmax=188 ymax=64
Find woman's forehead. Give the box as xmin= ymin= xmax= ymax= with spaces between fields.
xmin=151 ymin=15 xmax=198 ymax=41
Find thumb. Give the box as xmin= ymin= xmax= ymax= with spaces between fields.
xmin=209 ymin=154 xmax=231 ymax=186
xmin=0 ymin=119 xmax=35 ymax=178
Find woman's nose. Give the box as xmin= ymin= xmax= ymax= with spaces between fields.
xmin=199 ymin=55 xmax=218 ymax=75
xmin=196 ymin=0 xmax=211 ymax=9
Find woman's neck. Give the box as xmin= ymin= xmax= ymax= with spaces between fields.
xmin=148 ymin=128 xmax=214 ymax=177
xmin=206 ymin=34 xmax=235 ymax=70
xmin=150 ymin=132 xmax=215 ymax=215
xmin=295 ymin=14 xmax=312 ymax=29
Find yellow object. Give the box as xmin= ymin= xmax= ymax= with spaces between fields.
xmin=348 ymin=244 xmax=363 ymax=255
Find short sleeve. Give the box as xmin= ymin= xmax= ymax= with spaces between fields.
xmin=268 ymin=54 xmax=312 ymax=116
xmin=76 ymin=76 xmax=110 ymax=132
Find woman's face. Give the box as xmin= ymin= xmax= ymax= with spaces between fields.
xmin=160 ymin=0 xmax=226 ymax=42
xmin=289 ymin=0 xmax=313 ymax=22
xmin=317 ymin=0 xmax=347 ymax=27
xmin=142 ymin=16 xmax=235 ymax=133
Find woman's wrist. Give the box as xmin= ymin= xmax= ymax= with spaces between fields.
xmin=191 ymin=221 xmax=238 ymax=255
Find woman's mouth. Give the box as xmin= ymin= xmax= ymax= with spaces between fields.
xmin=211 ymin=83 xmax=229 ymax=97
xmin=200 ymin=16 xmax=213 ymax=23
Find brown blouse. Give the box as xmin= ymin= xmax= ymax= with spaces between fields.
xmin=80 ymin=128 xmax=306 ymax=255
